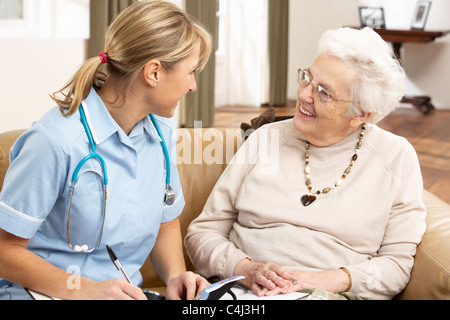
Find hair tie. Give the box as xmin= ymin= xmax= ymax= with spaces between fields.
xmin=99 ymin=52 xmax=108 ymax=64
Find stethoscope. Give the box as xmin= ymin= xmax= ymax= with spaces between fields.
xmin=66 ymin=103 xmax=175 ymax=253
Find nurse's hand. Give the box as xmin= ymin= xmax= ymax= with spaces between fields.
xmin=166 ymin=271 xmax=210 ymax=300
xmin=84 ymin=279 xmax=148 ymax=300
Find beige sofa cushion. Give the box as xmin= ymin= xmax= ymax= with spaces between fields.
xmin=397 ymin=190 xmax=450 ymax=300
xmin=0 ymin=130 xmax=26 ymax=193
xmin=140 ymin=128 xmax=243 ymax=289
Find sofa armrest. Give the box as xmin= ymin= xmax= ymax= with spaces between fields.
xmin=0 ymin=129 xmax=26 ymax=193
xmin=397 ymin=190 xmax=450 ymax=300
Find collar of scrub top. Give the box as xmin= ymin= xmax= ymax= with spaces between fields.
xmin=79 ymin=100 xmax=173 ymax=198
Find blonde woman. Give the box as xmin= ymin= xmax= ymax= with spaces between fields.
xmin=0 ymin=1 xmax=212 ymax=300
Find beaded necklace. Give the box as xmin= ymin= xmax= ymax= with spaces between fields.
xmin=301 ymin=124 xmax=366 ymax=207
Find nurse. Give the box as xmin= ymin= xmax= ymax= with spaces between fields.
xmin=0 ymin=1 xmax=212 ymax=300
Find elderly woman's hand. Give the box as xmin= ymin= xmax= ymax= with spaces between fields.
xmin=233 ymin=260 xmax=351 ymax=297
xmin=263 ymin=269 xmax=351 ymax=296
xmin=233 ymin=259 xmax=297 ymax=296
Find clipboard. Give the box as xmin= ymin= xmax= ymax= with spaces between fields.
xmin=25 ymin=289 xmax=60 ymax=300
xmin=195 ymin=276 xmax=245 ymax=300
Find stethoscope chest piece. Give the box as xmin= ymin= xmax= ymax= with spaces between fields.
xmin=165 ymin=184 xmax=176 ymax=206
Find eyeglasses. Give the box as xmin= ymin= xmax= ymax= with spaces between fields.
xmin=297 ymin=68 xmax=352 ymax=104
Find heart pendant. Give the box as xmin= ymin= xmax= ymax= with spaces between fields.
xmin=301 ymin=195 xmax=317 ymax=207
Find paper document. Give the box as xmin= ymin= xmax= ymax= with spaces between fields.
xmin=220 ymin=287 xmax=310 ymax=300
xmin=26 ymin=289 xmax=60 ymax=300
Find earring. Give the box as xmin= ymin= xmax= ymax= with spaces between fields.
xmin=153 ymin=83 xmax=157 ymax=87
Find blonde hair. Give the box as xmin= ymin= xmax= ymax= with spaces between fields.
xmin=51 ymin=0 xmax=213 ymax=116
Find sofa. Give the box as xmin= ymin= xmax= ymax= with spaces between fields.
xmin=1 ymin=127 xmax=449 ymax=300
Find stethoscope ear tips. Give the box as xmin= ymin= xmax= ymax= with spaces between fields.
xmin=73 ymin=245 xmax=89 ymax=253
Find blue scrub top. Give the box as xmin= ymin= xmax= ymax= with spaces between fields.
xmin=0 ymin=88 xmax=185 ymax=298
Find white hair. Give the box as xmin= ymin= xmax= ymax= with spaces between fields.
xmin=318 ymin=27 xmax=406 ymax=124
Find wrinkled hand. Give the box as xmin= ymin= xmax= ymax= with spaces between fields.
xmin=166 ymin=271 xmax=210 ymax=300
xmin=234 ymin=260 xmax=301 ymax=297
xmin=261 ymin=269 xmax=350 ymax=296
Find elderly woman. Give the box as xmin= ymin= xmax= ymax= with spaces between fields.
xmin=185 ymin=27 xmax=426 ymax=300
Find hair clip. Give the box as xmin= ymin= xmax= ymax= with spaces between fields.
xmin=99 ymin=52 xmax=108 ymax=64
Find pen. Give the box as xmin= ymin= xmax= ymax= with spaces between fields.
xmin=106 ymin=245 xmax=132 ymax=284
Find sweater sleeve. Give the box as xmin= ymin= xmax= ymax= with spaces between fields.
xmin=346 ymin=140 xmax=427 ymax=300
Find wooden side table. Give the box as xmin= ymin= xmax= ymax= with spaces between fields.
xmin=372 ymin=28 xmax=449 ymax=114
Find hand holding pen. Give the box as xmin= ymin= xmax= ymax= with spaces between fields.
xmin=106 ymin=245 xmax=165 ymax=300
xmin=106 ymin=245 xmax=149 ymax=300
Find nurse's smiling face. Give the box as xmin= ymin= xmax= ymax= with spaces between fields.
xmin=149 ymin=45 xmax=200 ymax=118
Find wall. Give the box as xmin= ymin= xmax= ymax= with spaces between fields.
xmin=287 ymin=0 xmax=360 ymax=102
xmin=0 ymin=39 xmax=88 ymax=133
xmin=401 ymin=0 xmax=450 ymax=109
xmin=0 ymin=0 xmax=184 ymax=134
xmin=288 ymin=0 xmax=450 ymax=110
xmin=0 ymin=0 xmax=89 ymax=134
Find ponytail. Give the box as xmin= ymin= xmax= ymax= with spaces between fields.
xmin=50 ymin=56 xmax=106 ymax=116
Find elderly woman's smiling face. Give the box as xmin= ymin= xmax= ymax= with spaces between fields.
xmin=293 ymin=54 xmax=369 ymax=147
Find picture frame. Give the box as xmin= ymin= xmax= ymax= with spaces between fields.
xmin=411 ymin=1 xmax=432 ymax=30
xmin=359 ymin=7 xmax=386 ymax=29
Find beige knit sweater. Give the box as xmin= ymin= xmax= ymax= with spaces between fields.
xmin=185 ymin=120 xmax=426 ymax=300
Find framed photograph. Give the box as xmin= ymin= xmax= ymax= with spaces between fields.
xmin=411 ymin=1 xmax=432 ymax=30
xmin=359 ymin=7 xmax=386 ymax=29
